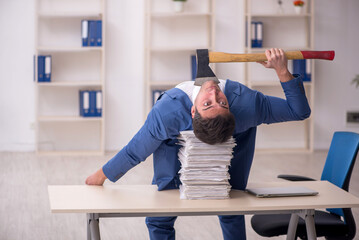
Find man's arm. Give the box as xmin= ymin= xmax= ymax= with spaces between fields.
xmin=85 ymin=108 xmax=167 ymax=185
xmin=255 ymin=48 xmax=311 ymax=124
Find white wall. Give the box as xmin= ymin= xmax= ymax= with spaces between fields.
xmin=314 ymin=0 xmax=359 ymax=148
xmin=0 ymin=0 xmax=35 ymax=151
xmin=105 ymin=0 xmax=145 ymax=150
xmin=0 ymin=0 xmax=358 ymax=151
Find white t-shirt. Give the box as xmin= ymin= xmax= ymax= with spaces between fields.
xmin=175 ymin=79 xmax=226 ymax=104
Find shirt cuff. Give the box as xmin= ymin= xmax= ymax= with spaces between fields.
xmin=280 ymin=74 xmax=305 ymax=95
xmin=102 ymin=150 xmax=134 ymax=182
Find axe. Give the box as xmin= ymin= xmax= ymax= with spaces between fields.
xmin=194 ymin=49 xmax=335 ymax=86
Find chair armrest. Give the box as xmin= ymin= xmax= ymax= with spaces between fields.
xmin=277 ymin=174 xmax=316 ymax=181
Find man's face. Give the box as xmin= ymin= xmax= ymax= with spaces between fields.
xmin=191 ymin=80 xmax=229 ymax=118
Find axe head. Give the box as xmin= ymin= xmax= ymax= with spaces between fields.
xmin=194 ymin=49 xmax=219 ymax=86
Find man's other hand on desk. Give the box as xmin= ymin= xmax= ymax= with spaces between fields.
xmin=85 ymin=168 xmax=107 ymax=186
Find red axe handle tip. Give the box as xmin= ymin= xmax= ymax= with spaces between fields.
xmin=300 ymin=50 xmax=335 ymax=61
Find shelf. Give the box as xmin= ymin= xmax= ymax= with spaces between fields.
xmin=249 ymin=81 xmax=281 ymax=87
xmin=249 ymin=81 xmax=312 ymax=87
xmin=245 ymin=0 xmax=314 ymax=158
xmin=150 ymin=47 xmax=210 ymax=53
xmin=247 ymin=13 xmax=311 ymax=18
xmin=37 ymin=81 xmax=103 ymax=87
xmin=37 ymin=46 xmax=103 ymax=52
xmin=35 ymin=0 xmax=106 ymax=155
xmin=151 ymin=12 xmax=211 ymax=18
xmin=37 ymin=150 xmax=104 ymax=156
xmin=145 ymin=0 xmax=215 ymax=114
xmin=150 ymin=80 xmax=185 ymax=88
xmin=38 ymin=11 xmax=102 ymax=18
xmin=38 ymin=116 xmax=102 ymax=122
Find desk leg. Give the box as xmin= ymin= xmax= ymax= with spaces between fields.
xmin=87 ymin=213 xmax=101 ymax=240
xmin=286 ymin=210 xmax=317 ymax=240
xmin=304 ymin=210 xmax=317 ymax=240
xmin=286 ymin=213 xmax=299 ymax=240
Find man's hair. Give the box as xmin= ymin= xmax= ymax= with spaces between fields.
xmin=192 ymin=108 xmax=235 ymax=145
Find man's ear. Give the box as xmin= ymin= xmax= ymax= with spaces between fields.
xmin=191 ymin=106 xmax=195 ymax=118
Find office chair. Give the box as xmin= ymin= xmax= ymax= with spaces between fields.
xmin=251 ymin=131 xmax=359 ymax=240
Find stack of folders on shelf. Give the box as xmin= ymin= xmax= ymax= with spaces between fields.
xmin=37 ymin=55 xmax=51 ymax=82
xmin=82 ymin=20 xmax=102 ymax=47
xmin=79 ymin=90 xmax=102 ymax=117
xmin=177 ymin=130 xmax=236 ymax=200
xmin=293 ymin=59 xmax=311 ymax=81
xmin=251 ymin=21 xmax=263 ymax=48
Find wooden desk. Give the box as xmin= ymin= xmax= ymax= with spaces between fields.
xmin=48 ymin=181 xmax=359 ymax=240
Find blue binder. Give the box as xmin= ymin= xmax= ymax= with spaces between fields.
xmin=191 ymin=55 xmax=196 ymax=81
xmin=256 ymin=21 xmax=263 ymax=48
xmin=79 ymin=91 xmax=91 ymax=117
xmin=251 ymin=21 xmax=263 ymax=48
xmin=245 ymin=21 xmax=248 ymax=47
xmin=44 ymin=55 xmax=51 ymax=82
xmin=82 ymin=20 xmax=89 ymax=47
xmin=89 ymin=91 xmax=97 ymax=116
xmin=293 ymin=59 xmax=311 ymax=81
xmin=37 ymin=56 xmax=45 ymax=82
xmin=95 ymin=90 xmax=102 ymax=117
xmin=305 ymin=60 xmax=311 ymax=82
xmin=88 ymin=20 xmax=97 ymax=47
xmin=96 ymin=20 xmax=102 ymax=47
xmin=251 ymin=21 xmax=256 ymax=48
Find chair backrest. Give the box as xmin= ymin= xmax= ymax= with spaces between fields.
xmin=320 ymin=131 xmax=359 ymax=217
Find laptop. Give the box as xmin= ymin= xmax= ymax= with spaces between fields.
xmin=245 ymin=186 xmax=319 ymax=198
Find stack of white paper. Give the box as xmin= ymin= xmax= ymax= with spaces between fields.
xmin=177 ymin=130 xmax=236 ymax=200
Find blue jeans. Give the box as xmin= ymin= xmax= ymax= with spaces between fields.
xmin=145 ymin=215 xmax=246 ymax=240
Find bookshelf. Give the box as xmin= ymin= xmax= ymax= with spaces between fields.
xmin=34 ymin=0 xmax=106 ymax=155
xmin=244 ymin=0 xmax=315 ymax=151
xmin=144 ymin=0 xmax=216 ymax=114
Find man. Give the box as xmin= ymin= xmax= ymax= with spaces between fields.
xmin=86 ymin=48 xmax=311 ymax=240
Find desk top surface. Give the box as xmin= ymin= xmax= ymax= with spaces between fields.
xmin=48 ymin=181 xmax=359 ymax=214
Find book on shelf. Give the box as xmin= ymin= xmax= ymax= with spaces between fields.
xmin=82 ymin=20 xmax=102 ymax=47
xmin=44 ymin=56 xmax=51 ymax=82
xmin=88 ymin=20 xmax=96 ymax=46
xmin=38 ymin=56 xmax=45 ymax=82
xmin=250 ymin=21 xmax=255 ymax=47
xmin=79 ymin=90 xmax=102 ymax=117
xmin=80 ymin=90 xmax=90 ymax=116
xmin=89 ymin=91 xmax=97 ymax=116
xmin=293 ymin=59 xmax=311 ymax=81
xmin=37 ymin=55 xmax=51 ymax=82
xmin=305 ymin=59 xmax=311 ymax=82
xmin=96 ymin=91 xmax=102 ymax=116
xmin=82 ymin=20 xmax=89 ymax=46
xmin=191 ymin=55 xmax=197 ymax=81
xmin=251 ymin=21 xmax=263 ymax=48
xmin=96 ymin=20 xmax=102 ymax=46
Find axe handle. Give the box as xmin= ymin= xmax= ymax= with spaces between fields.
xmin=208 ymin=50 xmax=335 ymax=63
